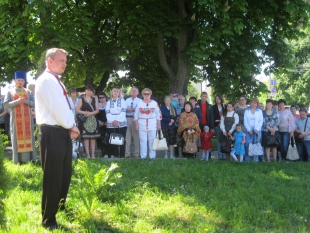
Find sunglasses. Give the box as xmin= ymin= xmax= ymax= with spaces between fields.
xmin=99 ymin=96 xmax=106 ymax=99
xmin=143 ymin=93 xmax=150 ymax=96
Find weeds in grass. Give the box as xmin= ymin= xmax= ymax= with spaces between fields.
xmin=2 ymin=158 xmax=310 ymax=232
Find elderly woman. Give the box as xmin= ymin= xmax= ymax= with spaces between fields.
xmin=278 ymin=99 xmax=295 ymax=161
xmin=160 ymin=96 xmax=177 ymax=158
xmin=76 ymin=85 xmax=100 ymax=159
xmin=177 ymin=101 xmax=201 ymax=158
xmin=106 ymin=87 xmax=127 ymax=158
xmin=244 ymin=97 xmax=263 ymax=162
xmin=262 ymin=99 xmax=280 ymax=162
xmin=134 ymin=88 xmax=162 ymax=159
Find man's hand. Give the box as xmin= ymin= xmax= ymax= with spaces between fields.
xmin=69 ymin=126 xmax=80 ymax=140
xmin=18 ymin=97 xmax=27 ymax=105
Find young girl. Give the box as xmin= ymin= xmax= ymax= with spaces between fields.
xmin=200 ymin=125 xmax=213 ymax=161
xmin=230 ymin=124 xmax=246 ymax=162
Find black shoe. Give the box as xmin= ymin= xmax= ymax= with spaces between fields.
xmin=43 ymin=223 xmax=59 ymax=231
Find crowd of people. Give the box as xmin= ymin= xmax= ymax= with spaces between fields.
xmin=65 ymin=89 xmax=310 ymax=162
xmin=0 ymin=47 xmax=309 ymax=230
xmin=1 ymin=82 xmax=310 ymax=163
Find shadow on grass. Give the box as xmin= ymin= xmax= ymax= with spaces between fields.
xmin=96 ymin=159 xmax=310 ymax=232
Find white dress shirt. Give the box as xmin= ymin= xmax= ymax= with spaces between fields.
xmin=35 ymin=71 xmax=75 ymax=129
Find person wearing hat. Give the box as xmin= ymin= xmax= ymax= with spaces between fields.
xmin=171 ymin=93 xmax=179 ymax=107
xmin=68 ymin=87 xmax=79 ymax=119
xmin=200 ymin=125 xmax=214 ymax=161
xmin=4 ymin=71 xmax=37 ymax=164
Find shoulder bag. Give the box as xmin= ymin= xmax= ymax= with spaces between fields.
xmin=286 ymin=137 xmax=300 ymax=160
xmin=76 ymin=114 xmax=87 ymax=123
xmin=183 ymin=134 xmax=198 ymax=154
xmin=266 ymin=131 xmax=281 ymax=147
xmin=294 ymin=117 xmax=308 ymax=143
xmin=248 ymin=135 xmax=263 ymax=156
xmin=109 ymin=127 xmax=124 ymax=145
xmin=152 ymin=130 xmax=168 ymax=150
xmin=220 ymin=134 xmax=233 ymax=154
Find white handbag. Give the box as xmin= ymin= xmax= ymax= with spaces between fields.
xmin=152 ymin=130 xmax=168 ymax=150
xmin=286 ymin=137 xmax=300 ymax=160
xmin=248 ymin=136 xmax=263 ymax=156
xmin=109 ymin=128 xmax=124 ymax=145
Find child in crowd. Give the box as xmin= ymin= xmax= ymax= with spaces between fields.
xmin=200 ymin=125 xmax=213 ymax=161
xmin=230 ymin=124 xmax=246 ymax=162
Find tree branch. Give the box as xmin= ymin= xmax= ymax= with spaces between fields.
xmin=157 ymin=32 xmax=174 ymax=79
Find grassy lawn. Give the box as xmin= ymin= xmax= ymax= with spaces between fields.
xmin=1 ymin=157 xmax=310 ymax=233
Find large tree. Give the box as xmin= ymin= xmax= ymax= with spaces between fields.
xmin=1 ymin=0 xmax=309 ymax=99
xmin=113 ymin=0 xmax=310 ymax=97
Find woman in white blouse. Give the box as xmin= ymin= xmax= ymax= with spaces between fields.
xmin=134 ymin=88 xmax=162 ymax=159
xmin=244 ymin=97 xmax=263 ymax=162
xmin=220 ymin=102 xmax=239 ymax=161
xmin=106 ymin=87 xmax=127 ymax=158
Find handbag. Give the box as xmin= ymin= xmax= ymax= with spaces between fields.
xmin=266 ymin=131 xmax=281 ymax=147
xmin=76 ymin=114 xmax=87 ymax=123
xmin=286 ymin=137 xmax=300 ymax=160
xmin=102 ymin=132 xmax=110 ymax=145
xmin=109 ymin=128 xmax=124 ymax=145
xmin=183 ymin=134 xmax=198 ymax=153
xmin=248 ymin=135 xmax=263 ymax=156
xmin=152 ymin=130 xmax=168 ymax=150
xmin=220 ymin=134 xmax=233 ymax=154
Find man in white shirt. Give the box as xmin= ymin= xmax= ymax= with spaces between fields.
xmin=35 ymin=48 xmax=80 ymax=230
xmin=125 ymin=87 xmax=141 ymax=158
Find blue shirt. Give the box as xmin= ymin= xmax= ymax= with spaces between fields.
xmin=295 ymin=117 xmax=310 ymax=141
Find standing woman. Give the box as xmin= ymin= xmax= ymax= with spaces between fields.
xmin=76 ymin=85 xmax=100 ymax=159
xmin=97 ymin=91 xmax=110 ymax=157
xmin=106 ymin=87 xmax=127 ymax=158
xmin=134 ymin=88 xmax=162 ymax=159
xmin=177 ymin=102 xmax=201 ymax=158
xmin=213 ymin=94 xmax=226 ymax=160
xmin=234 ymin=95 xmax=248 ymax=131
xmin=220 ymin=102 xmax=239 ymax=161
xmin=68 ymin=87 xmax=79 ymax=119
xmin=278 ymin=99 xmax=295 ymax=161
xmin=244 ymin=98 xmax=263 ymax=162
xmin=262 ymin=99 xmax=280 ymax=162
xmin=160 ymin=96 xmax=177 ymax=158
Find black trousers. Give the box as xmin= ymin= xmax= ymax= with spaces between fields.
xmin=39 ymin=125 xmax=72 ymax=227
xmin=107 ymin=127 xmax=127 ymax=158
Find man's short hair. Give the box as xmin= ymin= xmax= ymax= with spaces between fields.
xmin=45 ymin=48 xmax=68 ymax=62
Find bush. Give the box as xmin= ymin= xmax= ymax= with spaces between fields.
xmin=0 ymin=132 xmax=8 ymax=229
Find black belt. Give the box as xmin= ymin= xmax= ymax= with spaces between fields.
xmin=41 ymin=124 xmax=67 ymax=130
xmin=126 ymin=116 xmax=134 ymax=118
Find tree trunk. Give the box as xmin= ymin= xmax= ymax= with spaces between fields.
xmin=157 ymin=0 xmax=190 ymax=96
xmin=95 ymin=70 xmax=110 ymax=94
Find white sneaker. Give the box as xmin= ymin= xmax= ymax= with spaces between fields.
xmin=104 ymin=155 xmax=108 ymax=159
xmin=111 ymin=155 xmax=115 ymax=158
xmin=164 ymin=154 xmax=168 ymax=159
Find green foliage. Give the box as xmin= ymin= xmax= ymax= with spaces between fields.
xmin=0 ymin=133 xmax=8 ymax=228
xmin=3 ymin=157 xmax=310 ymax=232
xmin=70 ymin=160 xmax=121 ymax=214
xmin=273 ymin=25 xmax=310 ymax=106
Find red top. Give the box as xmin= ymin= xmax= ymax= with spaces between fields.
xmin=201 ymin=102 xmax=207 ymax=125
xmin=200 ymin=131 xmax=213 ymax=150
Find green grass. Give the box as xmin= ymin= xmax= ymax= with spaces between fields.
xmin=1 ymin=158 xmax=310 ymax=233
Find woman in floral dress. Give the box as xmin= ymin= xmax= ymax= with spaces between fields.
xmin=76 ymin=85 xmax=100 ymax=159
